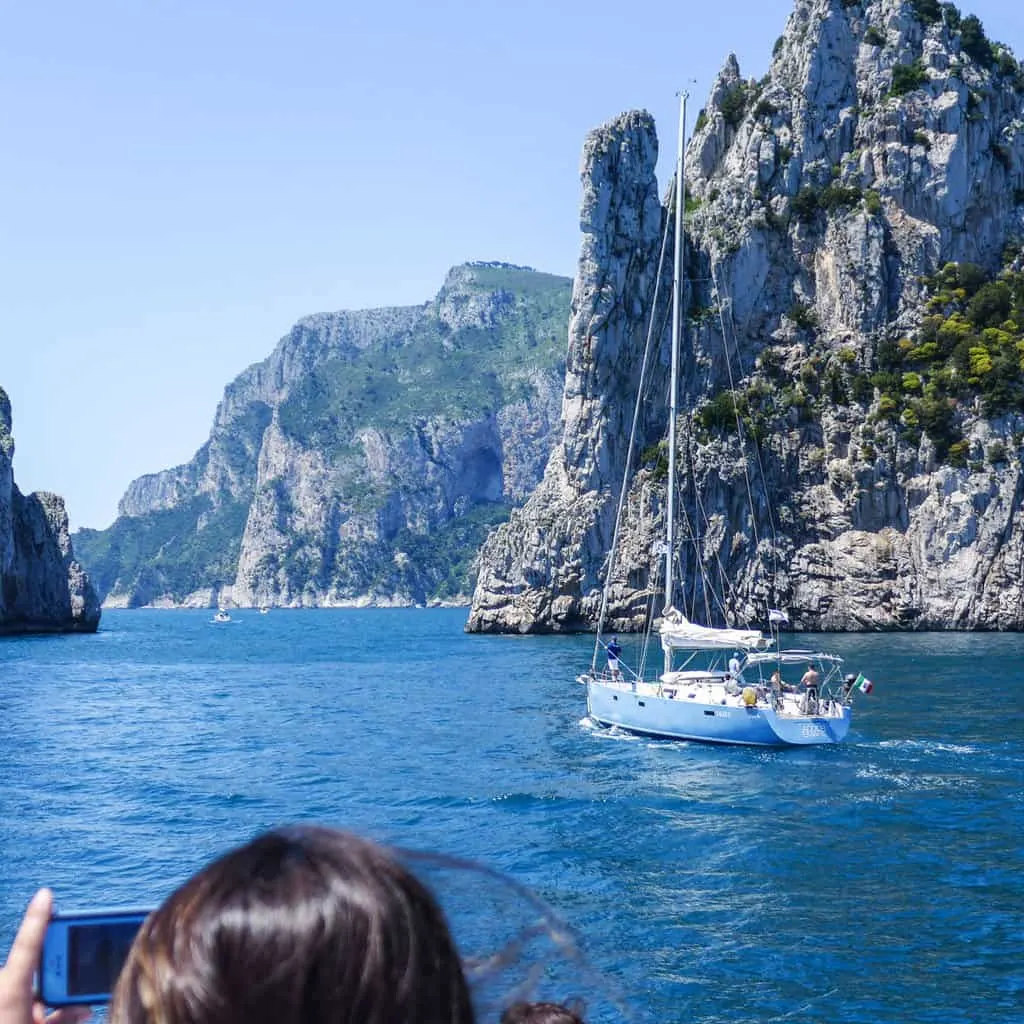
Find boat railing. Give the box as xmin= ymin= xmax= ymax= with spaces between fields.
xmin=743 ymin=656 xmax=855 ymax=708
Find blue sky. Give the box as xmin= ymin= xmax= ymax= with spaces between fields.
xmin=3 ymin=0 xmax=1022 ymax=529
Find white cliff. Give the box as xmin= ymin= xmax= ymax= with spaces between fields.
xmin=467 ymin=0 xmax=1024 ymax=633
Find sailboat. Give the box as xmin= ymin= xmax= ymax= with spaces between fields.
xmin=580 ymin=94 xmax=872 ymax=747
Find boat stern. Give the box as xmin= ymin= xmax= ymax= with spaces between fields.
xmin=766 ymin=705 xmax=852 ymax=745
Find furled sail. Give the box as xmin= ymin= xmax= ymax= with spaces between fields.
xmin=658 ymin=607 xmax=770 ymax=652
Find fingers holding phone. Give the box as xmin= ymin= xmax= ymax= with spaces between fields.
xmin=0 ymin=890 xmax=89 ymax=1024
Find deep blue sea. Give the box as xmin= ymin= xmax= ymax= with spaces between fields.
xmin=2 ymin=609 xmax=1023 ymax=1023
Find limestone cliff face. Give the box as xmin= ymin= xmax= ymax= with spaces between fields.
xmin=115 ymin=306 xmax=421 ymax=520
xmin=0 ymin=389 xmax=100 ymax=633
xmin=468 ymin=0 xmax=1024 ymax=633
xmin=467 ymin=112 xmax=668 ymax=632
xmin=75 ymin=263 xmax=571 ymax=608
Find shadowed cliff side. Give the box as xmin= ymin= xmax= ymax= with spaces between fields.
xmin=0 ymin=388 xmax=100 ymax=634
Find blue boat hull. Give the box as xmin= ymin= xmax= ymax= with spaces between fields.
xmin=586 ymin=680 xmax=851 ymax=746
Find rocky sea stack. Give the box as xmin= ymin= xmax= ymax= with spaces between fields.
xmin=467 ymin=0 xmax=1024 ymax=633
xmin=0 ymin=388 xmax=100 ymax=634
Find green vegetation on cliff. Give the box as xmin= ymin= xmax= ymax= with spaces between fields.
xmin=278 ymin=268 xmax=569 ymax=455
xmin=695 ymin=249 xmax=1024 ymax=465
xmin=74 ymin=496 xmax=251 ymax=602
xmin=74 ymin=264 xmax=572 ymax=607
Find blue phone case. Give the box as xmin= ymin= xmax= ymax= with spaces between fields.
xmin=39 ymin=908 xmax=152 ymax=1006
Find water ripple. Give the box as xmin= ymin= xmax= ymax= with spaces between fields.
xmin=1 ymin=611 xmax=1022 ymax=1024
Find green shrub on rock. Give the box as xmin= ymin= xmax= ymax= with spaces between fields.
xmin=960 ymin=14 xmax=994 ymax=67
xmin=987 ymin=440 xmax=1008 ymax=464
xmin=891 ymin=60 xmax=929 ymax=96
xmin=699 ymin=391 xmax=739 ymax=433
xmin=967 ymin=281 xmax=1012 ymax=329
xmin=820 ymin=184 xmax=863 ymax=210
xmin=720 ymin=84 xmax=748 ymax=128
xmin=789 ymin=301 xmax=818 ymax=330
xmin=791 ymin=188 xmax=822 ymax=222
xmin=911 ymin=0 xmax=942 ymax=24
xmin=948 ymin=439 xmax=971 ymax=466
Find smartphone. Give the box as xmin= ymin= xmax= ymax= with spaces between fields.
xmin=38 ymin=908 xmax=152 ymax=1006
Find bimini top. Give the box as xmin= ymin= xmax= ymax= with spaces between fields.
xmin=659 ymin=608 xmax=772 ymax=652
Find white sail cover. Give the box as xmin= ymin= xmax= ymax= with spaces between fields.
xmin=659 ymin=608 xmax=770 ymax=651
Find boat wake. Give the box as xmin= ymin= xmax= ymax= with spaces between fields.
xmin=579 ymin=717 xmax=647 ymax=743
xmin=877 ymin=738 xmax=979 ymax=756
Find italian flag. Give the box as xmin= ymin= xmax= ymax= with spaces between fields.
xmin=855 ymin=673 xmax=874 ymax=695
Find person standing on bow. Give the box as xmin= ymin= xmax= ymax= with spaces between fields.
xmin=728 ymin=651 xmax=744 ymax=683
xmin=606 ymin=636 xmax=623 ymax=680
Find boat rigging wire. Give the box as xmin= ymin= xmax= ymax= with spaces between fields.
xmin=710 ymin=259 xmax=764 ymax=558
xmin=680 ymin=419 xmax=733 ymax=625
xmin=591 ymin=170 xmax=675 ymax=672
xmin=710 ymin=258 xmax=782 ymax=599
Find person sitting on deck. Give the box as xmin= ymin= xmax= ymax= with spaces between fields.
xmin=606 ymin=636 xmax=623 ymax=680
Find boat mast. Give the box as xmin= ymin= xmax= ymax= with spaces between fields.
xmin=665 ymin=92 xmax=686 ymax=675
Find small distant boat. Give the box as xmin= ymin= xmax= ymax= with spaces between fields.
xmin=259 ymin=605 xmax=270 ymax=615
xmin=213 ymin=609 xmax=231 ymax=623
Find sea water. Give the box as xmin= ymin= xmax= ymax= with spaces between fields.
xmin=1 ymin=609 xmax=1022 ymax=1023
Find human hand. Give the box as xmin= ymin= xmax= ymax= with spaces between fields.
xmin=0 ymin=890 xmax=90 ymax=1024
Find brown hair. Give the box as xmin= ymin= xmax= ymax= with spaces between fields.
xmin=110 ymin=826 xmax=474 ymax=1024
xmin=500 ymin=1002 xmax=585 ymax=1024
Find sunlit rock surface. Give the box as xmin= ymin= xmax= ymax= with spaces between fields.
xmin=468 ymin=0 xmax=1024 ymax=633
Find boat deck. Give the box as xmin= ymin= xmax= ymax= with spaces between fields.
xmin=593 ymin=673 xmax=847 ymax=720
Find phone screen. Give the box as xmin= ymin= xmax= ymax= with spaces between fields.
xmin=66 ymin=920 xmax=143 ymax=997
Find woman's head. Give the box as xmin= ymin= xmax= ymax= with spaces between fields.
xmin=111 ymin=826 xmax=474 ymax=1024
